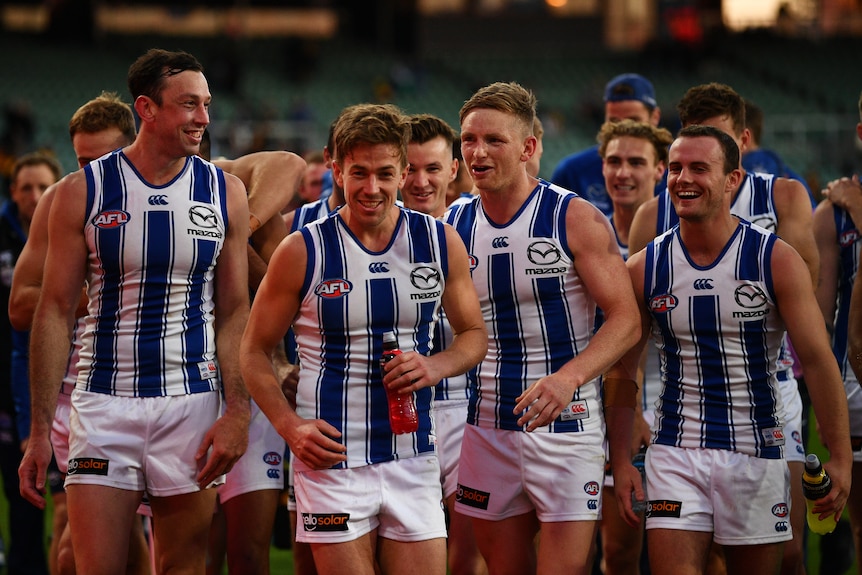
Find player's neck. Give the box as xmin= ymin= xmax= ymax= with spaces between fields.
xmin=678 ymin=213 xmax=739 ymax=266
xmin=478 ymin=175 xmax=537 ymax=225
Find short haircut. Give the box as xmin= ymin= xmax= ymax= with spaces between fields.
xmin=677 ymin=83 xmax=746 ymax=136
xmin=676 ymin=124 xmax=740 ymax=175
xmin=332 ymin=103 xmax=410 ymax=168
xmin=69 ymin=91 xmax=136 ymax=145
xmin=127 ymin=49 xmax=204 ymax=105
xmin=597 ymin=119 xmax=673 ymax=165
xmin=459 ymin=81 xmax=536 ymax=137
xmin=743 ymin=99 xmax=764 ymax=145
xmin=407 ymin=114 xmax=457 ymax=150
xmin=11 ymin=151 xmax=63 ymax=184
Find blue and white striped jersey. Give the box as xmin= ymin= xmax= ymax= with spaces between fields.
xmin=445 ymin=180 xmax=601 ymax=433
xmin=647 ymin=171 xmax=795 ymax=413
xmin=293 ymin=207 xmax=447 ymax=468
xmin=78 ymin=151 xmax=227 ymax=397
xmin=645 ymin=220 xmax=786 ymax=459
xmin=828 ymin=204 xmax=861 ymax=386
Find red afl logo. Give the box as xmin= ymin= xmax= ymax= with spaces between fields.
xmin=263 ymin=452 xmax=282 ymax=466
xmin=584 ymin=481 xmax=600 ymax=496
xmin=649 ymin=294 xmax=678 ymax=313
xmin=772 ymin=503 xmax=789 ymax=517
xmin=92 ymin=210 xmax=130 ymax=229
xmin=314 ymin=279 xmax=353 ymax=299
xmin=840 ymin=229 xmax=860 ymax=247
xmin=468 ymin=254 xmax=478 ymax=271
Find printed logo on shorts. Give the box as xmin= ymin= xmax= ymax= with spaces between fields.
xmin=456 ymin=484 xmax=490 ymax=510
xmin=67 ymin=457 xmax=109 ymax=476
xmin=772 ymin=503 xmax=789 ymax=518
xmin=775 ymin=521 xmax=789 ymax=532
xmin=302 ymin=513 xmax=350 ymax=532
xmin=560 ymin=400 xmax=588 ymax=421
xmin=583 ymin=481 xmax=600 ymax=496
xmin=646 ymin=500 xmax=682 ymax=518
xmin=263 ymin=452 xmax=282 ymax=466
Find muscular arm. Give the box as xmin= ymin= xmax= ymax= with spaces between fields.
xmin=240 ymin=232 xmax=347 ymax=470
xmin=774 ymin=239 xmax=852 ymax=523
xmin=514 ymin=198 xmax=641 ymax=430
xmin=19 ymin=173 xmax=88 ymax=508
xmin=9 ymin=185 xmax=88 ymax=331
xmin=773 ymin=177 xmax=819 ymax=288
xmin=605 ymin=251 xmax=652 ymax=527
xmin=213 ymin=151 xmax=305 ymax=233
xmin=196 ymin=172 xmax=252 ymax=487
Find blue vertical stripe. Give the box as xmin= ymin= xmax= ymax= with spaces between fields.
xmin=137 ymin=210 xmax=172 ymax=396
xmin=488 ymin=252 xmax=524 ymax=430
xmin=691 ymin=294 xmax=733 ymax=451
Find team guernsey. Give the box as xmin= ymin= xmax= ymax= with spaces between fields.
xmin=650 ymin=172 xmax=797 ymax=399
xmin=79 ymin=151 xmax=227 ymax=397
xmin=645 ymin=220 xmax=786 ymax=459
xmin=292 ymin=207 xmax=447 ymax=468
xmin=828 ymin=205 xmax=861 ymax=387
xmin=445 ymin=179 xmax=599 ymax=433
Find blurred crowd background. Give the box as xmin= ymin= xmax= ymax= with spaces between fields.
xmin=2 ymin=0 xmax=862 ymax=195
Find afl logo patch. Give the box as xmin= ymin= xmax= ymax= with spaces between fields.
xmin=649 ymin=294 xmax=678 ymax=313
xmin=314 ymin=279 xmax=352 ymax=299
xmin=92 ymin=210 xmax=130 ymax=229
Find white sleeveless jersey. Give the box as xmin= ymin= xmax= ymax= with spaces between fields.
xmin=645 ymin=172 xmax=795 ymax=417
xmin=445 ymin=180 xmax=600 ymax=433
xmin=645 ymin=221 xmax=786 ymax=459
xmin=78 ymin=152 xmax=227 ymax=397
xmin=293 ymin=207 xmax=447 ymax=468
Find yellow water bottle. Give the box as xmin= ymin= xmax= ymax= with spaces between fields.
xmin=801 ymin=453 xmax=838 ymax=535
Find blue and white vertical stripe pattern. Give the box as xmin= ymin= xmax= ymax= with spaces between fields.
xmin=445 ymin=180 xmax=600 ymax=433
xmin=645 ymin=220 xmax=785 ymax=459
xmin=292 ymin=207 xmax=447 ymax=468
xmin=79 ymin=152 xmax=226 ymax=397
xmin=648 ymin=172 xmax=795 ymax=404
xmin=829 ymin=204 xmax=861 ymax=385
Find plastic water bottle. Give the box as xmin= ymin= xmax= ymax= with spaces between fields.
xmin=802 ymin=453 xmax=838 ymax=535
xmin=631 ymin=447 xmax=648 ymax=514
xmin=380 ymin=331 xmax=418 ymax=434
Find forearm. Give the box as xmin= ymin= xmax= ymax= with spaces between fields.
xmin=8 ymin=284 xmax=40 ymax=331
xmin=28 ymin=309 xmax=70 ymax=437
xmin=430 ymin=325 xmax=487 ymax=382
xmin=243 ymin=346 xmax=302 ymax=444
xmin=216 ymin=313 xmax=251 ymax=422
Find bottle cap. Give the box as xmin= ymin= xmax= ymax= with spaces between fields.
xmin=805 ymin=453 xmax=822 ymax=472
xmin=383 ymin=331 xmax=396 ymax=344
